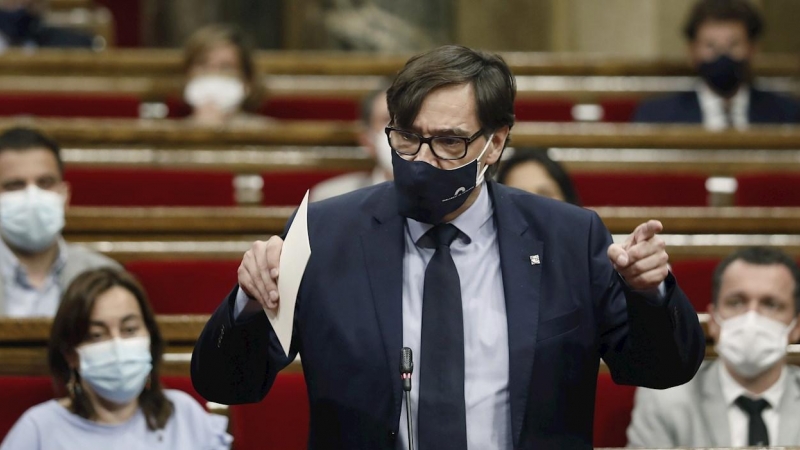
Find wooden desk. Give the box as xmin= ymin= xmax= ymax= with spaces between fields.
xmin=0 ymin=49 xmax=796 ymax=77
xmin=61 ymin=206 xmax=800 ymax=240
xmin=4 ymin=119 xmax=800 ymax=149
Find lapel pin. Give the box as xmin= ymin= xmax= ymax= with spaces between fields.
xmin=530 ymin=255 xmax=541 ymax=265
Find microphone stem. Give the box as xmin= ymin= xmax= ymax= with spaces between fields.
xmin=405 ymin=390 xmax=414 ymax=450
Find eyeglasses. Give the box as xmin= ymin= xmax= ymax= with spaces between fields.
xmin=384 ymin=126 xmax=485 ymax=160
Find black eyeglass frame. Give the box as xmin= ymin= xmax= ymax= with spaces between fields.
xmin=384 ymin=126 xmax=486 ymax=161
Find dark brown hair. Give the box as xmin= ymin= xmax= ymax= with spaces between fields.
xmin=386 ymin=45 xmax=516 ymax=151
xmin=48 ymin=267 xmax=174 ymax=430
xmin=182 ymin=24 xmax=263 ymax=112
xmin=684 ymin=0 xmax=764 ymax=42
xmin=0 ymin=127 xmax=63 ymax=176
xmin=496 ymin=148 xmax=581 ymax=206
xmin=712 ymin=246 xmax=800 ymax=314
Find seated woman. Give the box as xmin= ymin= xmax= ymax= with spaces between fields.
xmin=0 ymin=267 xmax=231 ymax=449
xmin=496 ymin=148 xmax=581 ymax=205
xmin=182 ymin=24 xmax=266 ymax=127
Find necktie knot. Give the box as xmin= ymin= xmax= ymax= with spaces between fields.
xmin=736 ymin=395 xmax=770 ymax=415
xmin=429 ymin=224 xmax=459 ymax=248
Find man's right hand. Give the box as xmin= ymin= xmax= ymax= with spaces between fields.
xmin=238 ymin=235 xmax=284 ymax=310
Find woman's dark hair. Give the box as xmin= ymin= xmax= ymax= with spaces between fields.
xmin=182 ymin=24 xmax=263 ymax=112
xmin=712 ymin=246 xmax=800 ymax=314
xmin=48 ymin=267 xmax=174 ymax=430
xmin=386 ymin=45 xmax=516 ymax=175
xmin=496 ymin=149 xmax=581 ymax=206
xmin=683 ymin=0 xmax=764 ymax=42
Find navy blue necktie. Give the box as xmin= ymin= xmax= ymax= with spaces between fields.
xmin=418 ymin=224 xmax=467 ymax=450
xmin=735 ymin=396 xmax=770 ymax=446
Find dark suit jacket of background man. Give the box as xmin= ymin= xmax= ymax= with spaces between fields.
xmin=633 ymin=87 xmax=800 ymax=124
xmin=191 ymin=181 xmax=705 ymax=450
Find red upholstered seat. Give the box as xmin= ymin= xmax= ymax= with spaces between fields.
xmin=736 ymin=173 xmax=800 ymax=206
xmin=0 ymin=376 xmax=55 ymax=441
xmin=670 ymin=258 xmax=720 ymax=313
xmin=593 ymin=371 xmax=636 ymax=448
xmin=514 ymin=98 xmax=575 ymax=122
xmin=164 ymin=97 xmax=360 ymax=121
xmin=572 ymin=173 xmax=709 ymax=206
xmin=125 ymin=259 xmax=240 ymax=314
xmin=599 ymin=98 xmax=640 ymax=123
xmin=229 ymin=372 xmax=310 ymax=450
xmin=64 ymin=168 xmax=236 ymax=206
xmin=262 ymin=170 xmax=352 ymax=206
xmin=0 ymin=93 xmax=141 ymax=118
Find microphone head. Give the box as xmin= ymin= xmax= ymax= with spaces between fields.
xmin=400 ymin=347 xmax=413 ymax=374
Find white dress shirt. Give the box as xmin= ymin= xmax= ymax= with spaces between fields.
xmin=397 ymin=184 xmax=511 ymax=450
xmin=0 ymin=238 xmax=68 ymax=317
xmin=697 ymin=83 xmax=750 ymax=131
xmin=719 ymin=361 xmax=786 ymax=447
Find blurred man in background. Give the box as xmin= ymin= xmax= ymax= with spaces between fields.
xmin=628 ymin=246 xmax=800 ymax=447
xmin=310 ymin=86 xmax=392 ymax=202
xmin=0 ymin=0 xmax=95 ymax=51
xmin=633 ymin=0 xmax=800 ymax=128
xmin=0 ymin=127 xmax=118 ymax=317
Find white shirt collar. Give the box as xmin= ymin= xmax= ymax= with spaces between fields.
xmin=719 ymin=361 xmax=786 ymax=409
xmin=696 ymin=82 xmax=751 ymax=130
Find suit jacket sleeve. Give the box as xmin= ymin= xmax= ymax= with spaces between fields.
xmin=626 ymin=387 xmax=678 ymax=448
xmin=190 ymin=286 xmax=298 ymax=404
xmin=589 ymin=212 xmax=705 ymax=388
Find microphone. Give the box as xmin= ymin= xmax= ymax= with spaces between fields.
xmin=400 ymin=347 xmax=414 ymax=450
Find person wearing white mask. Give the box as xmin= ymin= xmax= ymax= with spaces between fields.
xmin=0 ymin=267 xmax=232 ymax=449
xmin=310 ymin=87 xmax=392 ymax=202
xmin=0 ymin=127 xmax=118 ymax=317
xmin=628 ymin=246 xmax=800 ymax=448
xmin=182 ymin=24 xmax=267 ymax=127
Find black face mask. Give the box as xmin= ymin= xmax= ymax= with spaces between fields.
xmin=0 ymin=8 xmax=41 ymax=44
xmin=697 ymin=54 xmax=749 ymax=98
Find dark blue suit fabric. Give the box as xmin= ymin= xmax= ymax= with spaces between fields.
xmin=633 ymin=87 xmax=800 ymax=124
xmin=191 ymin=181 xmax=705 ymax=450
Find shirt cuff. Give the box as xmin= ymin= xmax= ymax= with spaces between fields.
xmin=233 ymin=286 xmax=264 ymax=321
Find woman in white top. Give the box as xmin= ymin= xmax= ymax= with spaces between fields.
xmin=0 ymin=267 xmax=231 ymax=450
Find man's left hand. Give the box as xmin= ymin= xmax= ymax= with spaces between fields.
xmin=607 ymin=220 xmax=669 ymax=291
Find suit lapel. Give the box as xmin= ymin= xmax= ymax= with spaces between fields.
xmin=488 ymin=182 xmax=543 ymax=447
xmin=360 ymin=186 xmax=406 ymax=424
xmin=700 ymin=361 xmax=732 ymax=446
xmin=777 ymin=366 xmax=800 ymax=444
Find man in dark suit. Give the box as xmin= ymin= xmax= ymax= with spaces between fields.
xmin=633 ymin=0 xmax=800 ymax=128
xmin=0 ymin=0 xmax=94 ymax=51
xmin=192 ymin=45 xmax=705 ymax=450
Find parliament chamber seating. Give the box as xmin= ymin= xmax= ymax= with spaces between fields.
xmin=0 ymin=93 xmax=141 ymax=118
xmin=261 ymin=170 xmax=352 ymax=206
xmin=64 ymin=168 xmax=237 ymax=206
xmin=593 ymin=371 xmax=637 ymax=448
xmin=229 ymin=372 xmax=310 ymax=450
xmin=736 ymin=173 xmax=800 ymax=206
xmin=0 ymin=376 xmax=54 ymax=441
xmin=125 ymin=259 xmax=240 ymax=314
xmin=572 ymin=173 xmax=709 ymax=206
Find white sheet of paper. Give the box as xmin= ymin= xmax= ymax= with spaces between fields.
xmin=266 ymin=190 xmax=311 ymax=356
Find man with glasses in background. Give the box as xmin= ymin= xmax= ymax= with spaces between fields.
xmin=193 ymin=45 xmax=705 ymax=450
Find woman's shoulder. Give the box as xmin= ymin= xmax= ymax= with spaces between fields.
xmin=1 ymin=400 xmax=66 ymax=449
xmin=161 ymin=390 xmax=232 ymax=449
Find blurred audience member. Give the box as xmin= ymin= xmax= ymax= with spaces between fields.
xmin=182 ymin=24 xmax=265 ymax=127
xmin=310 ymin=87 xmax=392 ymax=202
xmin=0 ymin=267 xmax=232 ymax=449
xmin=496 ymin=149 xmax=580 ymax=205
xmin=628 ymin=246 xmax=800 ymax=447
xmin=633 ymin=0 xmax=800 ymax=128
xmin=0 ymin=0 xmax=95 ymax=51
xmin=0 ymin=127 xmax=118 ymax=318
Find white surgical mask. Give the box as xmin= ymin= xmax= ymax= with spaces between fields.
xmin=0 ymin=185 xmax=65 ymax=253
xmin=372 ymin=130 xmax=394 ymax=174
xmin=715 ymin=310 xmax=796 ymax=378
xmin=77 ymin=336 xmax=153 ymax=404
xmin=184 ymin=74 xmax=246 ymax=113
